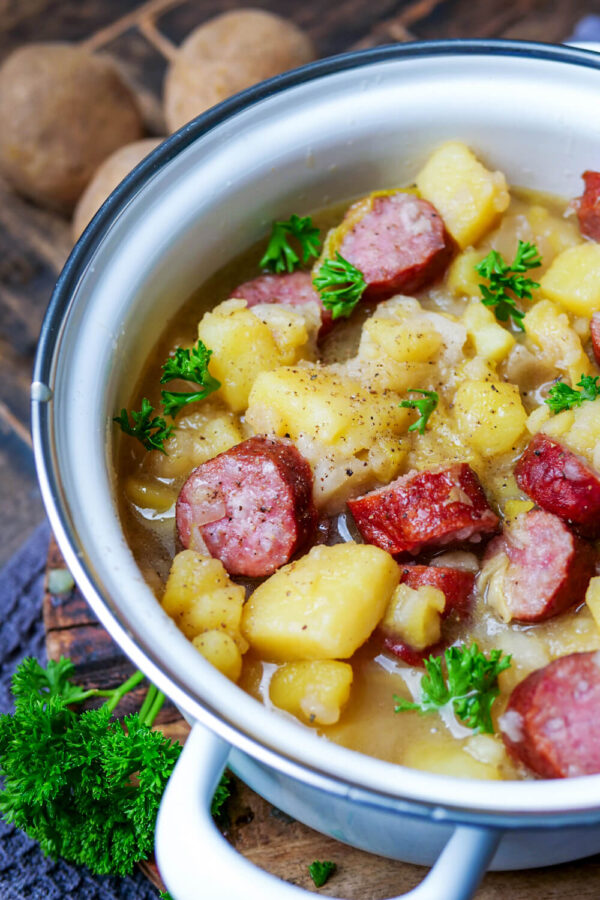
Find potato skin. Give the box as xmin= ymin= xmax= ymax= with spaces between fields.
xmin=0 ymin=44 xmax=144 ymax=213
xmin=72 ymin=138 xmax=161 ymax=238
xmin=164 ymin=9 xmax=315 ymax=132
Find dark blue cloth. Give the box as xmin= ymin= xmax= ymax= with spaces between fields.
xmin=0 ymin=522 xmax=160 ymax=900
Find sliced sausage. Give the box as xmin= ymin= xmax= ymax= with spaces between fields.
xmin=399 ymin=564 xmax=475 ymax=618
xmin=229 ymin=270 xmax=333 ymax=337
xmin=381 ymin=565 xmax=475 ymax=666
xmin=576 ymin=170 xmax=600 ymax=241
xmin=481 ymin=510 xmax=595 ymax=623
xmin=500 ymin=651 xmax=600 ymax=778
xmin=590 ymin=312 xmax=600 ymax=367
xmin=337 ymin=191 xmax=454 ymax=301
xmin=176 ymin=436 xmax=318 ymax=577
xmin=514 ymin=433 xmax=600 ymax=538
xmin=348 ymin=463 xmax=499 ymax=556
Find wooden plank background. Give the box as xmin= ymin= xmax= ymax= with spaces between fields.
xmin=3 ymin=0 xmax=600 ymax=896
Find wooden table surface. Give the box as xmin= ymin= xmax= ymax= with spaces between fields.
xmin=3 ymin=1 xmax=600 ymax=897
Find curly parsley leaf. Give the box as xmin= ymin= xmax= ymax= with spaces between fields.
xmin=0 ymin=657 xmax=181 ymax=877
xmin=393 ymin=643 xmax=511 ymax=734
xmin=260 ymin=214 xmax=321 ymax=274
xmin=113 ymin=398 xmax=173 ymax=453
xmin=308 ymin=860 xmax=337 ymax=888
xmin=399 ymin=389 xmax=439 ymax=434
xmin=313 ymin=252 xmax=367 ymax=319
xmin=545 ymin=374 xmax=600 ymax=414
xmin=475 ymin=240 xmax=542 ymax=331
xmin=211 ymin=770 xmax=232 ymax=820
xmin=160 ymin=340 xmax=221 ymax=419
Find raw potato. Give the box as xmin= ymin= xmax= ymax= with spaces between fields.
xmin=241 ymin=543 xmax=399 ymax=661
xmin=73 ymin=138 xmax=161 ymax=238
xmin=0 ymin=44 xmax=144 ymax=213
xmin=164 ymin=9 xmax=316 ymax=132
xmin=416 ymin=141 xmax=510 ymax=249
xmin=162 ymin=550 xmax=247 ymax=650
xmin=269 ymin=660 xmax=353 ymax=724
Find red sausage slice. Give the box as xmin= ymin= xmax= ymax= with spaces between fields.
xmin=348 ymin=463 xmax=499 ymax=556
xmin=229 ymin=270 xmax=333 ymax=337
xmin=576 ymin=170 xmax=600 ymax=241
xmin=338 ymin=192 xmax=454 ymax=301
xmin=399 ymin=564 xmax=475 ymax=618
xmin=481 ymin=510 xmax=595 ymax=623
xmin=590 ymin=312 xmax=600 ymax=367
xmin=381 ymin=565 xmax=475 ymax=666
xmin=515 ymin=433 xmax=600 ymax=538
xmin=500 ymin=652 xmax=600 ymax=778
xmin=176 ymin=436 xmax=318 ymax=577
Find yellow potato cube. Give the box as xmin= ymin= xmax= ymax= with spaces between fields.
xmin=162 ymin=550 xmax=247 ymax=649
xmin=524 ymin=299 xmax=590 ymax=384
xmin=540 ymin=243 xmax=600 ymax=317
xmin=241 ymin=543 xmax=399 ymax=661
xmin=540 ymin=409 xmax=575 ymax=439
xmin=367 ymin=436 xmax=407 ymax=483
xmin=246 ymin=366 xmax=408 ymax=455
xmin=197 ymin=299 xmax=309 ymax=412
xmin=462 ymin=300 xmax=515 ymax=363
xmin=402 ymin=741 xmax=501 ymax=779
xmin=416 ymin=141 xmax=509 ymax=249
xmin=144 ymin=404 xmax=243 ymax=478
xmin=125 ymin=476 xmax=176 ymax=513
xmin=247 ymin=302 xmax=313 ymax=364
xmin=561 ymin=397 xmax=600 ymax=461
xmin=447 ymin=249 xmax=485 ymax=298
xmin=503 ymin=499 xmax=534 ymax=520
xmin=381 ymin=584 xmax=445 ymax=651
xmin=269 ymin=660 xmax=353 ymax=725
xmin=362 ymin=316 xmax=442 ymax=363
xmin=454 ymin=380 xmax=527 ymax=456
xmin=192 ymin=630 xmax=243 ymax=682
xmin=585 ymin=577 xmax=600 ymax=631
xmin=526 ymin=404 xmax=551 ymax=434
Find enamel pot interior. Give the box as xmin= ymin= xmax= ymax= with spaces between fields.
xmin=33 ymin=40 xmax=600 ymax=828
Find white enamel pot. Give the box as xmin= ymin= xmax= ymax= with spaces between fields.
xmin=32 ymin=40 xmax=600 ymax=900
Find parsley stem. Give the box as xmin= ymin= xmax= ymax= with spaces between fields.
xmin=138 ymin=682 xmax=157 ymax=725
xmin=144 ymin=690 xmax=166 ymax=728
xmin=104 ymin=670 xmax=146 ymax=714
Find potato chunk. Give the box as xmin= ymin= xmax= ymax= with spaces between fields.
xmin=454 ymin=380 xmax=527 ymax=456
xmin=246 ymin=365 xmax=408 ymax=455
xmin=162 ymin=550 xmax=247 ymax=650
xmin=447 ymin=249 xmax=484 ymax=298
xmin=586 ymin=577 xmax=600 ymax=632
xmin=197 ymin=298 xmax=309 ymax=412
xmin=269 ymin=660 xmax=353 ymax=724
xmin=241 ymin=543 xmax=399 ymax=661
xmin=462 ymin=301 xmax=515 ymax=364
xmin=192 ymin=630 xmax=243 ymax=681
xmin=402 ymin=741 xmax=502 ymax=779
xmin=540 ymin=243 xmax=600 ymax=317
xmin=416 ymin=141 xmax=509 ymax=249
xmin=381 ymin=584 xmax=445 ymax=650
xmin=143 ymin=404 xmax=243 ymax=478
xmin=125 ymin=476 xmax=176 ymax=513
xmin=523 ymin=299 xmax=590 ymax=384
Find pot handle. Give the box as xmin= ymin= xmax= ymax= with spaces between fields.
xmin=155 ymin=722 xmax=501 ymax=900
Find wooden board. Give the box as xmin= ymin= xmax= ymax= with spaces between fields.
xmin=44 ymin=535 xmax=600 ymax=898
xmin=0 ymin=0 xmax=597 ymax=570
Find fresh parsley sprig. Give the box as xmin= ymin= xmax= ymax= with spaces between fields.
xmin=475 ymin=240 xmax=542 ymax=331
xmin=160 ymin=339 xmax=221 ymax=419
xmin=313 ymin=252 xmax=367 ymax=319
xmin=0 ymin=657 xmax=232 ymax=878
xmin=113 ymin=398 xmax=173 ymax=453
xmin=393 ymin=643 xmax=511 ymax=734
xmin=260 ymin=214 xmax=321 ymax=274
xmin=400 ymin=389 xmax=439 ymax=434
xmin=545 ymin=374 xmax=600 ymax=414
xmin=309 ymin=860 xmax=337 ymax=888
